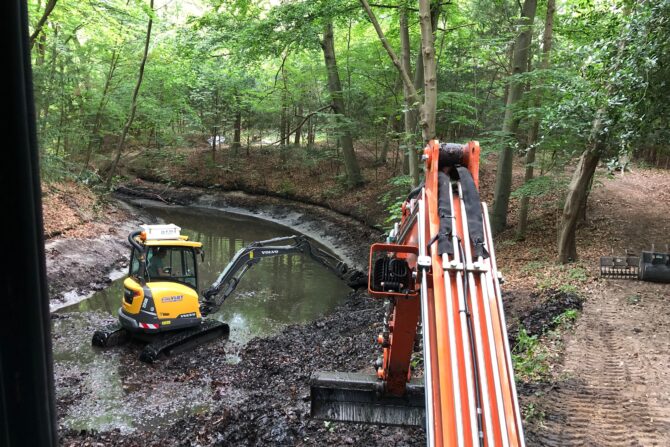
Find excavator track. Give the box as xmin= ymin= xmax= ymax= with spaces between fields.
xmin=139 ymin=319 xmax=229 ymax=363
xmin=92 ymin=322 xmax=129 ymax=348
xmin=92 ymin=319 xmax=229 ymax=363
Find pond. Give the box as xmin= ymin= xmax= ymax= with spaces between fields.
xmin=53 ymin=203 xmax=351 ymax=433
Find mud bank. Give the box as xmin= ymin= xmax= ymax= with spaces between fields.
xmin=114 ymin=179 xmax=383 ymax=269
xmin=47 ymin=180 xmax=381 ymax=311
xmin=46 ymin=201 xmax=149 ymax=310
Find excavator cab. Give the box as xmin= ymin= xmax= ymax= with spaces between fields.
xmin=132 ymin=245 xmax=199 ymax=288
xmin=119 ymin=224 xmax=205 ymax=334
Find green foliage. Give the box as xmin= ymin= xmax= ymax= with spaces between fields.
xmin=380 ymin=175 xmax=413 ymax=229
xmin=31 ymin=0 xmax=670 ymax=208
xmin=278 ymin=179 xmax=295 ymax=196
xmin=567 ymin=266 xmax=588 ymax=283
xmin=40 ymin=153 xmax=80 ymax=183
xmin=512 ymin=328 xmax=549 ymax=382
xmin=522 ymin=402 xmax=546 ymax=425
xmin=553 ymin=308 xmax=579 ymax=327
xmin=626 ymin=294 xmax=641 ymax=305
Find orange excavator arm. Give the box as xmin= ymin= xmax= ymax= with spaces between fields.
xmin=311 ymin=140 xmax=525 ymax=447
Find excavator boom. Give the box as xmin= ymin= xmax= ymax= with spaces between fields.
xmin=200 ymin=235 xmax=363 ymax=316
xmin=310 ymin=140 xmax=525 ymax=447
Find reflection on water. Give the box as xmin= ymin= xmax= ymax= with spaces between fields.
xmin=55 ymin=204 xmax=351 ymax=433
xmin=60 ymin=205 xmax=350 ymax=343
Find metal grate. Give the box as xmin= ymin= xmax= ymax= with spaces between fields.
xmin=599 ymin=256 xmax=640 ymax=279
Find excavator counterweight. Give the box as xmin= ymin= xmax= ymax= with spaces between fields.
xmin=311 ymin=140 xmax=526 ymax=447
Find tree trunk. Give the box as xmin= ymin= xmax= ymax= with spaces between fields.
xmin=418 ymin=0 xmax=438 ymax=141
xmin=30 ymin=0 xmax=58 ymax=50
xmin=106 ymin=0 xmax=153 ymax=188
xmin=307 ymin=116 xmax=315 ymax=149
xmin=232 ymin=110 xmax=242 ymax=153
xmin=294 ymin=104 xmax=303 ymax=146
xmin=558 ymin=24 xmax=629 ymax=262
xmin=516 ymin=0 xmax=555 ymax=239
xmin=557 ymin=148 xmax=599 ymax=263
xmin=211 ymin=126 xmax=218 ymax=162
xmin=82 ymin=49 xmax=118 ymax=173
xmin=400 ymin=7 xmax=420 ymax=186
xmin=379 ymin=112 xmax=397 ymax=164
xmin=321 ymin=21 xmax=363 ymax=187
xmin=491 ymin=0 xmax=538 ymax=234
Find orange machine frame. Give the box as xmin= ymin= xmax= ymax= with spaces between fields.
xmin=369 ymin=140 xmax=524 ymax=447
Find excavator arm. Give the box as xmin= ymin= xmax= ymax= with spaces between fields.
xmin=310 ymin=141 xmax=525 ymax=447
xmin=200 ymin=235 xmax=364 ymax=316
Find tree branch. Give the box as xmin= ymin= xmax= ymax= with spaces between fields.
xmin=359 ymin=0 xmax=420 ymax=106
xmin=30 ymin=0 xmax=58 ymax=50
xmin=265 ymin=105 xmax=332 ymax=146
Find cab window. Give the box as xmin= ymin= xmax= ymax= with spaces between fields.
xmin=130 ymin=248 xmax=142 ymax=278
xmin=146 ymin=246 xmax=197 ymax=289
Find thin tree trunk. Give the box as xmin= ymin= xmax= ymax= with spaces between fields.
xmin=379 ymin=112 xmax=396 ymax=164
xmin=232 ymin=110 xmax=242 ymax=153
xmin=106 ymin=0 xmax=153 ymax=188
xmin=517 ymin=0 xmax=555 ymax=239
xmin=321 ymin=21 xmax=363 ymax=187
xmin=491 ymin=0 xmax=538 ymax=234
xmin=30 ymin=0 xmax=58 ymax=50
xmin=557 ymin=147 xmax=599 ymax=263
xmin=307 ymin=116 xmax=315 ymax=149
xmin=82 ymin=49 xmax=119 ymax=173
xmin=400 ymin=7 xmax=420 ymax=186
xmin=294 ymin=104 xmax=303 ymax=146
xmin=360 ymin=0 xmax=438 ymax=143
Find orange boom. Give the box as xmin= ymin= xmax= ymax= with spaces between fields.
xmin=311 ymin=140 xmax=525 ymax=447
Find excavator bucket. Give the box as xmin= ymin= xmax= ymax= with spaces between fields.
xmin=599 ymin=255 xmax=640 ymax=279
xmin=310 ymin=372 xmax=425 ymax=426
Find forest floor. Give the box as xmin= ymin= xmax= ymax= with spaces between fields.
xmin=47 ymin=141 xmax=670 ymax=445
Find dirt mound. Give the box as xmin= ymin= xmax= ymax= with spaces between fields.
xmin=518 ymin=289 xmax=583 ymax=337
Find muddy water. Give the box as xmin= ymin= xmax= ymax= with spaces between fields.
xmin=53 ymin=204 xmax=351 ymax=433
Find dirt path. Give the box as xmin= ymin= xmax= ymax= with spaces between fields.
xmin=527 ymin=168 xmax=670 ymax=446
xmin=531 ymin=280 xmax=670 ymax=446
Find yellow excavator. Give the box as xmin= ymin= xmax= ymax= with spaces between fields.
xmin=92 ymin=224 xmax=364 ymax=362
